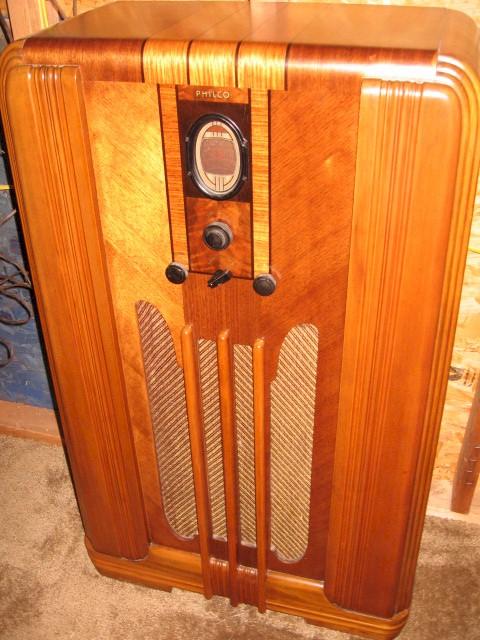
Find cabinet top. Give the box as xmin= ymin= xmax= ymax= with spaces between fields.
xmin=14 ymin=1 xmax=480 ymax=83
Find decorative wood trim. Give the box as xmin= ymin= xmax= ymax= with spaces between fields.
xmin=0 ymin=400 xmax=61 ymax=446
xmin=237 ymin=42 xmax=287 ymax=90
xmin=188 ymin=41 xmax=238 ymax=87
xmin=0 ymin=60 xmax=149 ymax=560
xmin=143 ymin=39 xmax=189 ymax=85
xmin=216 ymin=329 xmax=239 ymax=606
xmin=253 ymin=337 xmax=267 ymax=613
xmin=325 ymin=78 xmax=467 ymax=617
xmin=181 ymin=325 xmax=213 ymax=598
xmin=395 ymin=55 xmax=480 ymax=612
xmin=159 ymin=85 xmax=189 ymax=267
xmin=87 ymin=540 xmax=409 ymax=640
xmin=250 ymin=89 xmax=270 ymax=276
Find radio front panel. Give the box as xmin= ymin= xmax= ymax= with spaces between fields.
xmin=2 ymin=3 xmax=479 ymax=638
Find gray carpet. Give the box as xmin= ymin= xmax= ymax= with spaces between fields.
xmin=0 ymin=434 xmax=479 ymax=640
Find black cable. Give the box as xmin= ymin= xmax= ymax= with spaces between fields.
xmin=0 ymin=208 xmax=33 ymax=367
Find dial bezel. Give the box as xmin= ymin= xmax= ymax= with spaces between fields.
xmin=186 ymin=113 xmax=249 ymax=201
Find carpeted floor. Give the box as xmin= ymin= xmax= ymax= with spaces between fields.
xmin=0 ymin=434 xmax=479 ymax=640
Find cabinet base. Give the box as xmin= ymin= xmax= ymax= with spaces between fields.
xmin=86 ymin=539 xmax=409 ymax=640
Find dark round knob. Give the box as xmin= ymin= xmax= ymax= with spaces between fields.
xmin=253 ymin=274 xmax=276 ymax=296
xmin=165 ymin=262 xmax=188 ymax=285
xmin=203 ymin=222 xmax=233 ymax=251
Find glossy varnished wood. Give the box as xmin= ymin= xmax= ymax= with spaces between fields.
xmin=325 ymin=78 xmax=466 ymax=618
xmin=185 ymin=198 xmax=252 ymax=278
xmin=0 ymin=48 xmax=148 ymax=559
xmin=86 ymin=540 xmax=409 ymax=640
xmin=216 ymin=330 xmax=240 ymax=605
xmin=2 ymin=3 xmax=480 ymax=638
xmin=181 ymin=325 xmax=213 ymax=597
xmin=81 ymin=78 xmax=190 ymax=550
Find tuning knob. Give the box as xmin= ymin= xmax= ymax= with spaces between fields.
xmin=253 ymin=273 xmax=276 ymax=296
xmin=203 ymin=222 xmax=233 ymax=251
xmin=165 ymin=262 xmax=188 ymax=285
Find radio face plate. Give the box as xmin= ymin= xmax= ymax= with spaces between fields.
xmin=178 ymin=97 xmax=252 ymax=203
xmin=187 ymin=114 xmax=248 ymax=201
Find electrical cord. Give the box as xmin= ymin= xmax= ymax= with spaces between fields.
xmin=0 ymin=208 xmax=33 ymax=367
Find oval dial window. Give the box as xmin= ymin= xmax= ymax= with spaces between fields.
xmin=190 ymin=116 xmax=244 ymax=199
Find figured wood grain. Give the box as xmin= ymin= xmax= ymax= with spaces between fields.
xmin=0 ymin=58 xmax=148 ymax=559
xmin=188 ymin=40 xmax=238 ymax=87
xmin=237 ymin=42 xmax=287 ymax=90
xmin=182 ymin=79 xmax=360 ymax=580
xmin=217 ymin=330 xmax=240 ymax=605
xmin=82 ymin=79 xmax=191 ymax=551
xmin=20 ymin=3 xmax=480 ymax=87
xmin=325 ymin=79 xmax=465 ymax=618
xmin=159 ymin=85 xmax=189 ymax=267
xmin=250 ymin=90 xmax=270 ymax=276
xmin=3 ymin=3 xmax=480 ymax=635
xmin=185 ymin=198 xmax=252 ymax=278
xmin=25 ymin=37 xmax=144 ymax=81
xmin=181 ymin=325 xmax=213 ymax=598
xmin=143 ymin=39 xmax=189 ymax=85
xmin=87 ymin=540 xmax=409 ymax=640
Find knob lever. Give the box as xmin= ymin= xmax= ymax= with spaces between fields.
xmin=207 ymin=270 xmax=232 ymax=289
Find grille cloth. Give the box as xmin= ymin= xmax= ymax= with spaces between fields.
xmin=198 ymin=339 xmax=227 ymax=539
xmin=136 ymin=301 xmax=197 ymax=538
xmin=270 ymin=324 xmax=319 ymax=561
xmin=233 ymin=344 xmax=256 ymax=547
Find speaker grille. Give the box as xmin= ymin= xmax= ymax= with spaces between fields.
xmin=270 ymin=324 xmax=319 ymax=561
xmin=198 ymin=338 xmax=227 ymax=539
xmin=136 ymin=301 xmax=197 ymax=538
xmin=233 ymin=344 xmax=256 ymax=547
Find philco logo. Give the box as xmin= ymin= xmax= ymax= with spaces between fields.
xmin=195 ymin=89 xmax=231 ymax=100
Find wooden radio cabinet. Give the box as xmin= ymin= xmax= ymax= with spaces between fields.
xmin=2 ymin=2 xmax=479 ymax=637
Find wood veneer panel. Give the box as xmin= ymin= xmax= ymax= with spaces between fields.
xmin=25 ymin=38 xmax=144 ymax=81
xmin=186 ymin=198 xmax=252 ymax=278
xmin=0 ymin=60 xmax=148 ymax=559
xmin=250 ymin=89 xmax=270 ymax=276
xmin=159 ymin=85 xmax=190 ymax=267
xmin=82 ymin=80 xmax=192 ymax=551
xmin=188 ymin=41 xmax=238 ymax=87
xmin=182 ymin=79 xmax=360 ymax=578
xmin=325 ymin=80 xmax=464 ymax=618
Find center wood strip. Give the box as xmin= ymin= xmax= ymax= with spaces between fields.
xmin=181 ymin=325 xmax=212 ymax=598
xmin=253 ymin=337 xmax=267 ymax=612
xmin=217 ymin=329 xmax=240 ymax=605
